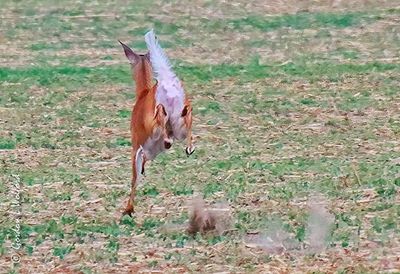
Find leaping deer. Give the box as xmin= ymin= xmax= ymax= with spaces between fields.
xmin=119 ymin=29 xmax=194 ymax=216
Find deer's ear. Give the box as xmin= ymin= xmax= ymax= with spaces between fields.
xmin=154 ymin=104 xmax=167 ymax=120
xmin=119 ymin=40 xmax=139 ymax=64
xmin=181 ymin=105 xmax=191 ymax=117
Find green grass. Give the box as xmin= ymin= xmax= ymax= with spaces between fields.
xmin=0 ymin=137 xmax=16 ymax=149
xmin=0 ymin=66 xmax=130 ymax=87
xmin=1 ymin=60 xmax=397 ymax=90
xmin=228 ymin=12 xmax=378 ymax=31
xmin=30 ymin=41 xmax=72 ymax=51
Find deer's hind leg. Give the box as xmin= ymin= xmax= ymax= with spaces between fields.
xmin=123 ymin=146 xmax=145 ymax=216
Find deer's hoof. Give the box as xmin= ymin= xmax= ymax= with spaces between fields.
xmin=122 ymin=207 xmax=134 ymax=218
xmin=185 ymin=146 xmax=195 ymax=156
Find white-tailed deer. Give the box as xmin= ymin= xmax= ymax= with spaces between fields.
xmin=119 ymin=30 xmax=194 ymax=216
xmin=119 ymin=41 xmax=172 ymax=216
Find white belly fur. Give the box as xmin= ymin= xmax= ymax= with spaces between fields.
xmin=142 ymin=130 xmax=166 ymax=160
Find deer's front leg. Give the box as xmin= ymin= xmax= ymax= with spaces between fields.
xmin=182 ymin=104 xmax=195 ymax=156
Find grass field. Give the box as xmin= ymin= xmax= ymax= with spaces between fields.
xmin=1 ymin=0 xmax=399 ymax=273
